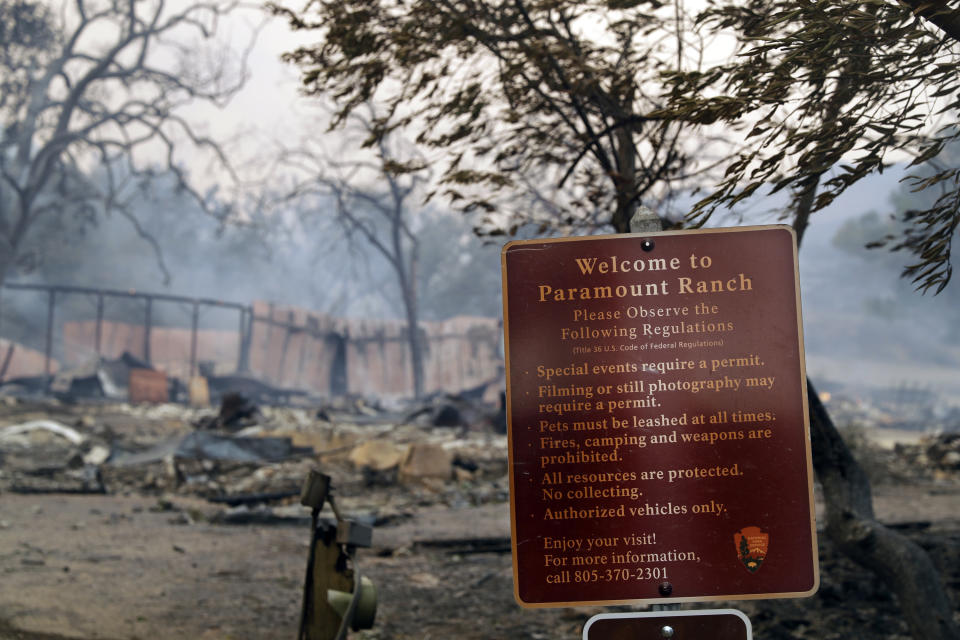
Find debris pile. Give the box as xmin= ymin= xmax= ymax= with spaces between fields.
xmin=892 ymin=433 xmax=960 ymax=482
xmin=0 ymin=350 xmax=320 ymax=407
xmin=0 ymin=390 xmax=509 ymax=520
xmin=838 ymin=425 xmax=960 ymax=484
xmin=820 ymin=386 xmax=960 ymax=432
xmin=0 ymin=419 xmax=108 ymax=494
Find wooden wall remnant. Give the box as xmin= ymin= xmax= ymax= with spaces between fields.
xmin=59 ymin=301 xmax=502 ymax=398
xmin=61 ymin=321 xmax=243 ymax=380
xmin=128 ymin=369 xmax=169 ymax=403
xmin=0 ymin=338 xmax=60 ymax=380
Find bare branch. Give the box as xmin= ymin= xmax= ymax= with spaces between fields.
xmin=0 ymin=0 xmax=253 ymax=282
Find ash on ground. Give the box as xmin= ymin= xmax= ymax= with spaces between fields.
xmin=0 ymin=386 xmax=958 ymax=640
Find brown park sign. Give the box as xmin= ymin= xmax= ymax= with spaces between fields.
xmin=501 ymin=226 xmax=818 ymax=607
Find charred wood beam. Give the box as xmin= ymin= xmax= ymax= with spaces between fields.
xmin=0 ymin=343 xmax=14 ymax=381
xmin=190 ymin=302 xmax=200 ymax=377
xmin=95 ymin=293 xmax=104 ymax=356
xmin=412 ymin=537 xmax=512 ymax=554
xmin=2 ymin=282 xmax=248 ymax=311
xmin=276 ymin=311 xmax=295 ymax=383
xmin=144 ymin=297 xmax=153 ymax=363
xmin=237 ymin=307 xmax=252 ymax=373
xmin=10 ymin=484 xmax=106 ymax=495
xmin=207 ymin=490 xmax=302 ymax=506
xmin=251 ymin=314 xmax=338 ymax=336
xmin=44 ymin=290 xmax=55 ymax=379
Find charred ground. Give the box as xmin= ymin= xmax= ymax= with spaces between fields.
xmin=0 ymin=395 xmax=958 ymax=640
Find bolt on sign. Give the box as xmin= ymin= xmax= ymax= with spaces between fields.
xmin=500 ymin=226 xmax=818 ymax=607
xmin=583 ymin=610 xmax=752 ymax=640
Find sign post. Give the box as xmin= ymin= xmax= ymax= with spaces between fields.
xmin=583 ymin=610 xmax=752 ymax=640
xmin=501 ymin=226 xmax=817 ymax=607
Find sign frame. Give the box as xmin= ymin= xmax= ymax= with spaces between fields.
xmin=501 ymin=225 xmax=818 ymax=608
xmin=582 ymin=609 xmax=753 ymax=640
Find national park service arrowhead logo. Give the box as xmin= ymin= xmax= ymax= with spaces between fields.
xmin=734 ymin=526 xmax=769 ymax=573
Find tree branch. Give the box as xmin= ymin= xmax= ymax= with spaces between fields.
xmin=899 ymin=0 xmax=960 ymax=45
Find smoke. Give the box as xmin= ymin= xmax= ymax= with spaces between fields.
xmin=0 ymin=177 xmax=503 ymax=360
xmin=797 ymin=170 xmax=960 ymax=403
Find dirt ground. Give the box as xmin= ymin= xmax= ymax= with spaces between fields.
xmin=1 ymin=399 xmax=959 ymax=640
xmin=1 ymin=485 xmax=959 ymax=639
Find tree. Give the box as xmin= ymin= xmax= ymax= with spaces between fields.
xmin=416 ymin=212 xmax=503 ymax=321
xmin=272 ymin=2 xmax=960 ymax=638
xmin=269 ymin=0 xmax=709 ymax=234
xmin=832 ymin=152 xmax=960 ymax=343
xmin=656 ymin=3 xmax=960 ymax=639
xmin=0 ymin=0 xmax=250 ymax=291
xmin=661 ymin=0 xmax=960 ymax=293
xmin=276 ymin=111 xmax=431 ymax=398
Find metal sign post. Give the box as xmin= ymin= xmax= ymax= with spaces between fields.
xmin=583 ymin=610 xmax=752 ymax=640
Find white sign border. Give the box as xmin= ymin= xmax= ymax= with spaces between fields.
xmin=582 ymin=608 xmax=753 ymax=639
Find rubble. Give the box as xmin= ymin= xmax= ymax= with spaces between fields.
xmin=819 ymin=384 xmax=960 ymax=433
xmin=210 ymin=504 xmax=313 ymax=526
xmin=83 ymin=445 xmax=111 ymax=466
xmin=349 ymin=439 xmax=408 ymax=486
xmin=399 ymin=442 xmax=453 ymax=483
xmin=188 ymin=376 xmax=210 ymax=407
xmin=0 ymin=388 xmax=511 ymax=520
xmin=404 ymin=387 xmax=506 ymax=431
xmin=0 ymin=373 xmax=52 ymax=396
xmin=193 ymin=391 xmax=261 ymax=431
xmin=0 ymin=419 xmax=85 ymax=446
xmin=413 ymin=536 xmax=512 ymax=555
xmin=0 ymin=418 xmax=106 ymax=493
xmin=892 ymin=433 xmax=960 ymax=481
xmin=204 ymin=373 xmax=313 ymax=406
xmin=48 ymin=351 xmax=156 ymax=401
xmin=3 ymin=346 xmax=323 ymax=408
xmin=2 ymin=309 xmax=960 ymax=640
xmin=835 ymin=423 xmax=960 ymax=485
xmin=109 ymin=431 xmax=313 ymax=466
xmin=128 ymin=369 xmax=169 ymax=404
xmin=349 ymin=440 xmax=408 ymax=471
xmin=2 ymin=382 xmax=959 ymax=640
xmin=207 ymin=489 xmax=302 ymax=506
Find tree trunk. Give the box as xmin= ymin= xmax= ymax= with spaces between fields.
xmin=612 ymin=127 xmax=639 ymax=233
xmin=613 ymin=189 xmax=637 ymax=234
xmin=400 ymin=244 xmax=424 ymax=399
xmin=0 ymin=246 xmax=11 ymax=341
xmin=403 ymin=284 xmax=425 ymax=399
xmin=808 ymin=381 xmax=959 ymax=639
xmin=793 ymin=178 xmax=960 ymax=640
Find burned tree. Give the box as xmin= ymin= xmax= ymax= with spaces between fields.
xmin=662 ymin=0 xmax=960 ymax=294
xmin=277 ymin=110 xmax=430 ymax=398
xmin=270 ymin=0 xmax=709 ymax=234
xmin=271 ymin=1 xmax=960 ymax=638
xmin=0 ymin=0 xmax=250 ymax=293
xmin=655 ymin=3 xmax=960 ymax=638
